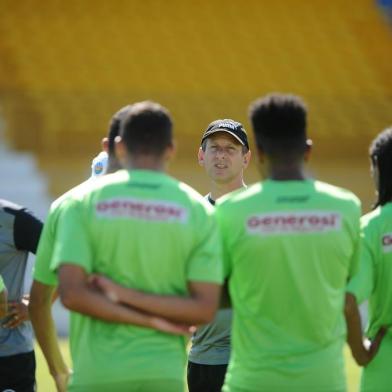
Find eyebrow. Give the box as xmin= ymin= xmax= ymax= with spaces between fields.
xmin=209 ymin=142 xmax=239 ymax=148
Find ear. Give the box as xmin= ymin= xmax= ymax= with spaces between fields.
xmin=163 ymin=141 xmax=176 ymax=162
xmin=198 ymin=147 xmax=205 ymax=167
xmin=101 ymin=137 xmax=109 ymax=153
xmin=114 ymin=136 xmax=127 ymax=164
xmin=243 ymin=150 xmax=251 ymax=169
xmin=304 ymin=139 xmax=312 ymax=162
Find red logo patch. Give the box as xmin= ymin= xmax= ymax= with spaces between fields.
xmin=382 ymin=233 xmax=392 ymax=253
xmin=246 ymin=211 xmax=341 ymax=235
xmin=96 ymin=198 xmax=188 ymax=223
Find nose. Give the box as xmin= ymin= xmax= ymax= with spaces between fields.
xmin=215 ymin=147 xmax=227 ymax=159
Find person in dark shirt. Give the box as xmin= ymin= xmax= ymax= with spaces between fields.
xmin=188 ymin=119 xmax=251 ymax=392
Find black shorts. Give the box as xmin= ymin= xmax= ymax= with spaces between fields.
xmin=187 ymin=361 xmax=228 ymax=392
xmin=0 ymin=351 xmax=36 ymax=392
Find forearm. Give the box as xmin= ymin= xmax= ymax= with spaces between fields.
xmin=345 ymin=293 xmax=368 ymax=365
xmin=61 ymin=284 xmax=154 ymax=329
xmin=29 ymin=283 xmax=68 ymax=377
xmin=31 ymin=305 xmax=69 ymax=375
xmin=57 ymin=264 xmax=201 ymax=335
xmin=116 ymin=286 xmax=216 ymax=324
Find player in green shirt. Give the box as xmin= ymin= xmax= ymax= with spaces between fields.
xmin=346 ymin=126 xmax=392 ymax=391
xmin=52 ymin=101 xmax=223 ymax=392
xmin=0 ymin=275 xmax=7 ymax=318
xmin=216 ymin=93 xmax=366 ymax=392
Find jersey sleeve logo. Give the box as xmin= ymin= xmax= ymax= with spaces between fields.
xmin=95 ymin=198 xmax=188 ymax=223
xmin=94 ymin=161 xmax=104 ymax=175
xmin=246 ymin=211 xmax=341 ymax=235
xmin=382 ymin=233 xmax=392 ymax=253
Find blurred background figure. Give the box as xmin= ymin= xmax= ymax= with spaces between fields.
xmin=0 ymin=199 xmax=43 ymax=392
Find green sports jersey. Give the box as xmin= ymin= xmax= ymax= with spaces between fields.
xmin=216 ymin=179 xmax=361 ymax=392
xmin=347 ymin=203 xmax=392 ymax=338
xmin=0 ymin=275 xmax=5 ymax=292
xmin=52 ymin=169 xmax=223 ymax=388
xmin=347 ymin=203 xmax=392 ymax=391
xmin=34 ymin=180 xmax=91 ymax=286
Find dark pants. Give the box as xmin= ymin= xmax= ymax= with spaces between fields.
xmin=187 ymin=361 xmax=228 ymax=392
xmin=0 ymin=351 xmax=36 ymax=392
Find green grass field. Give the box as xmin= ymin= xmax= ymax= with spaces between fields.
xmin=35 ymin=340 xmax=361 ymax=391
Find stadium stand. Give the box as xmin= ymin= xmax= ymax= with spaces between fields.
xmin=0 ymin=0 xmax=391 ymax=199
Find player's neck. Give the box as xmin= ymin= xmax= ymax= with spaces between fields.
xmin=209 ymin=178 xmax=246 ymax=202
xmin=261 ymin=158 xmax=308 ymax=181
xmin=106 ymin=158 xmax=122 ymax=174
xmin=266 ymin=165 xmax=308 ymax=181
xmin=123 ymin=156 xmax=166 ymax=172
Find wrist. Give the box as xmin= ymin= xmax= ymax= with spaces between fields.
xmin=120 ymin=286 xmax=139 ymax=307
xmin=352 ymin=346 xmax=370 ymax=366
xmin=148 ymin=315 xmax=157 ymax=330
xmin=49 ymin=362 xmax=70 ymax=377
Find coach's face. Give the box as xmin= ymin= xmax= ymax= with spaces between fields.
xmin=198 ymin=132 xmax=250 ymax=184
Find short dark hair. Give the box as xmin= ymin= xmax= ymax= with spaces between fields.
xmin=248 ymin=93 xmax=307 ymax=156
xmin=108 ymin=105 xmax=133 ymax=157
xmin=369 ymin=126 xmax=392 ymax=208
xmin=120 ymin=101 xmax=173 ymax=156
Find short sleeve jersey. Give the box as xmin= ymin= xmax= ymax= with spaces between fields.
xmin=33 ymin=180 xmax=90 ymax=286
xmin=52 ymin=169 xmax=223 ymax=387
xmin=347 ymin=203 xmax=392 ymax=339
xmin=216 ymin=179 xmax=361 ymax=392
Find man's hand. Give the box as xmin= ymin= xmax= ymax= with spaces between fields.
xmin=89 ymin=274 xmax=125 ymax=303
xmin=345 ymin=292 xmax=387 ymax=367
xmin=53 ymin=369 xmax=72 ymax=392
xmin=150 ymin=317 xmax=195 ymax=336
xmin=354 ymin=327 xmax=387 ymax=366
xmin=90 ymin=273 xmax=221 ymax=325
xmin=90 ymin=275 xmax=196 ymax=336
xmin=3 ymin=299 xmax=29 ymax=328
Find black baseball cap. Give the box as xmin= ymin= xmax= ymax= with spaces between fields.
xmin=201 ymin=119 xmax=249 ymax=149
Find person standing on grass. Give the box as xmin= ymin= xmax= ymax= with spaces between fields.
xmin=52 ymin=101 xmax=223 ymax=392
xmin=187 ymin=119 xmax=250 ymax=392
xmin=346 ymin=126 xmax=392 ymax=391
xmin=216 ymin=93 xmax=382 ymax=392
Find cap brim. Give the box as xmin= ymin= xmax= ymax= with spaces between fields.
xmin=202 ymin=129 xmax=245 ymax=146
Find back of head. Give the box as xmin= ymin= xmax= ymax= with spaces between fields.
xmin=108 ymin=104 xmax=134 ymax=157
xmin=369 ymin=126 xmax=392 ymax=207
xmin=248 ymin=93 xmax=308 ymax=157
xmin=120 ymin=101 xmax=173 ymax=157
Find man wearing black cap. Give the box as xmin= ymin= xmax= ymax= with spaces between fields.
xmin=187 ymin=119 xmax=251 ymax=392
